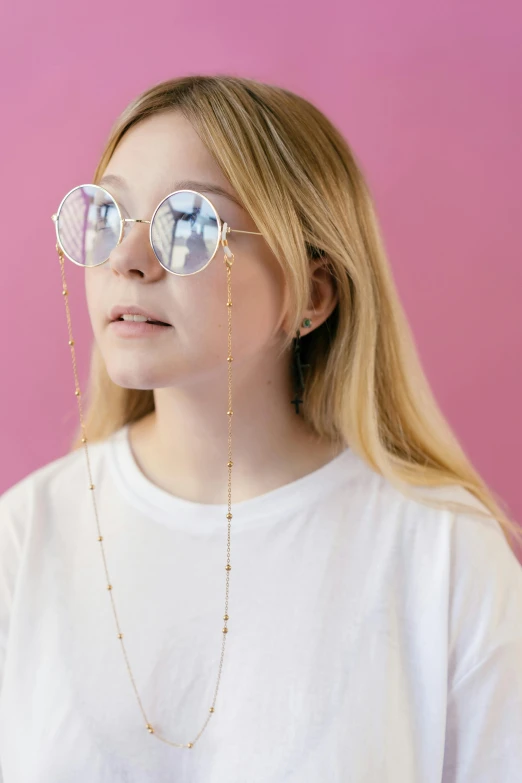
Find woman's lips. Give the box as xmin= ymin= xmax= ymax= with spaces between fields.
xmin=109 ymin=320 xmax=173 ymax=337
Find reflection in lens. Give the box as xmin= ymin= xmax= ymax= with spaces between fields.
xmin=151 ymin=191 xmax=219 ymax=275
xmin=56 ymin=185 xmax=121 ymax=266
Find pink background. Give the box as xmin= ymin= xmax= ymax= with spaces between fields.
xmin=1 ymin=2 xmax=521 ymax=551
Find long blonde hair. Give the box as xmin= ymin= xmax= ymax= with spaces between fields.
xmin=64 ymin=74 xmax=521 ymax=557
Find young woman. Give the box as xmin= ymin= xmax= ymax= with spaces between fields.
xmin=0 ymin=75 xmax=521 ymax=782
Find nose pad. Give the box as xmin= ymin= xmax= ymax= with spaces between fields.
xmin=120 ymin=219 xmax=151 ymax=248
xmin=121 ymin=219 xmax=135 ymax=240
xmin=117 ymin=219 xmax=158 ymax=267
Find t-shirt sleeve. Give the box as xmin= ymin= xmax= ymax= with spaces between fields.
xmin=0 ymin=483 xmax=29 ymax=781
xmin=441 ymin=511 xmax=522 ymax=781
xmin=0 ymin=491 xmax=21 ymax=696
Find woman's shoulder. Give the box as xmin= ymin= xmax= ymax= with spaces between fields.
xmin=0 ymin=434 xmax=113 ymax=526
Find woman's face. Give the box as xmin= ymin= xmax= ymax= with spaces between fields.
xmin=85 ymin=110 xmax=289 ymax=392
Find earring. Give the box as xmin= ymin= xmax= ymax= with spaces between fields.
xmin=291 ymin=318 xmax=312 ymax=413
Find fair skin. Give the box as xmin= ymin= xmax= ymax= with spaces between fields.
xmin=85 ymin=110 xmax=343 ymax=504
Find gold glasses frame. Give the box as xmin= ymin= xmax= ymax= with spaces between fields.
xmin=51 ymin=183 xmax=264 ymax=276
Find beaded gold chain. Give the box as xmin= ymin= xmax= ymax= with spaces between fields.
xmin=56 ymin=241 xmax=235 ymax=750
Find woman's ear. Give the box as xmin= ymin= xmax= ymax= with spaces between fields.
xmin=279 ymin=257 xmax=338 ymax=338
xmin=304 ymin=258 xmax=338 ymax=331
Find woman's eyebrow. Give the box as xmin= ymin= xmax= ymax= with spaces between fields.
xmin=98 ymin=173 xmax=243 ymax=209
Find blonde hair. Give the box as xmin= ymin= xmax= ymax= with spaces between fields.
xmin=64 ymin=74 xmax=522 ymax=557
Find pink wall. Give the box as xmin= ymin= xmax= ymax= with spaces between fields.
xmin=1 ymin=2 xmax=520 ymax=547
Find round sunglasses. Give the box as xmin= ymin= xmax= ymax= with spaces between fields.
xmin=51 ymin=184 xmax=263 ymax=276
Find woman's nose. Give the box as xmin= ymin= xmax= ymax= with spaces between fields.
xmin=109 ymin=219 xmax=163 ymax=277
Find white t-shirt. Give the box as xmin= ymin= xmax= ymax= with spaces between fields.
xmin=1 ymin=423 xmax=521 ymax=782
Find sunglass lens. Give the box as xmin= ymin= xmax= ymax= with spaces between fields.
xmin=151 ymin=191 xmax=219 ymax=275
xmin=56 ymin=185 xmax=121 ymax=266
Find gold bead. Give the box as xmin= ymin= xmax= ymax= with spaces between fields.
xmin=107 ymin=584 xmax=112 ymax=590
xmin=227 ymin=301 xmax=232 ymax=307
xmin=223 ymin=627 xmax=228 ymax=634
xmin=75 ymin=389 xmax=81 ymax=396
xmin=98 ymin=536 xmax=103 ymax=541
xmin=146 ymin=724 xmax=154 ymax=733
xmin=226 ymin=512 xmax=232 ymax=520
xmin=223 ymin=614 xmax=229 ymax=621
xmin=209 ymin=707 xmax=215 ymax=713
xmin=227 ymin=410 xmax=233 ymax=416
xmin=89 ymin=484 xmax=95 ymax=490
xmin=227 ymin=461 xmax=233 ymax=468
xmin=81 ymin=437 xmax=87 ymax=443
xmin=69 ymin=340 xmax=74 ymax=346
xmin=186 ymin=742 xmax=193 ymax=748
xmin=227 ymin=356 xmax=233 ymax=362
xmin=225 ymin=564 xmax=231 ymax=571
xmin=118 ymin=633 xmax=123 ymax=639
xmin=62 ymin=289 xmax=68 ymax=296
